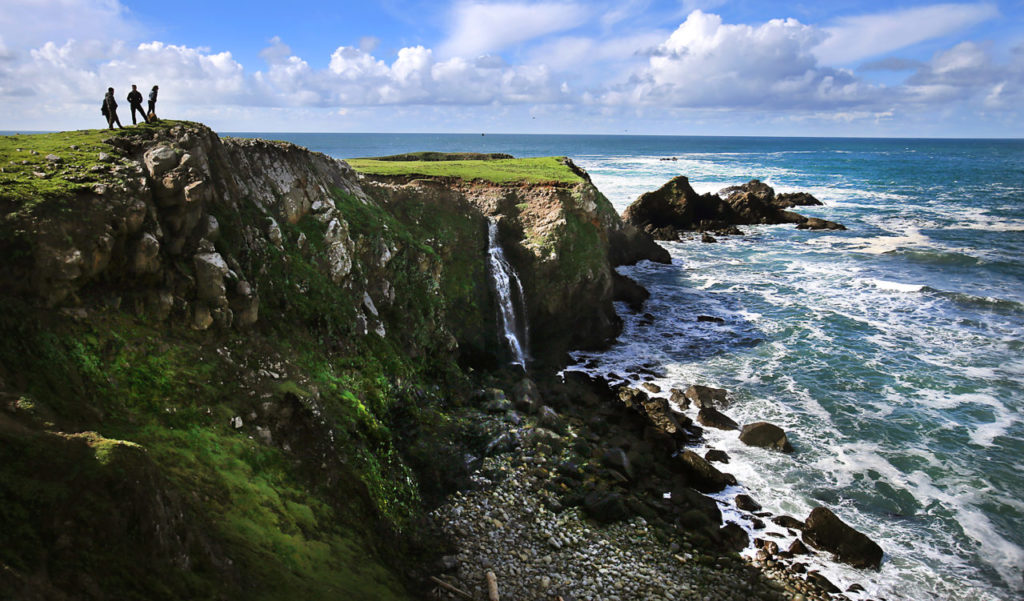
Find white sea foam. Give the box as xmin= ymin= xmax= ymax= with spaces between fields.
xmin=872 ymin=279 xmax=926 ymax=293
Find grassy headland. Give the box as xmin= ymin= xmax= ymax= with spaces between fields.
xmin=346 ymin=153 xmax=583 ymax=185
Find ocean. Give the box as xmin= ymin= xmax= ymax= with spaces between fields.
xmin=229 ymin=131 xmax=1024 ymax=601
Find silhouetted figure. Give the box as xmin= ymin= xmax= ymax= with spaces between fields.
xmin=127 ymin=84 xmax=146 ymax=124
xmin=148 ymin=85 xmax=159 ymax=121
xmin=103 ymin=87 xmax=123 ymax=129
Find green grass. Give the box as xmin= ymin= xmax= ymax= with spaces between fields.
xmin=0 ymin=120 xmax=185 ymax=211
xmin=346 ymin=155 xmax=583 ymax=185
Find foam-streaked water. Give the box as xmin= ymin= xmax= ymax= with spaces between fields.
xmin=239 ymin=132 xmax=1024 ymax=601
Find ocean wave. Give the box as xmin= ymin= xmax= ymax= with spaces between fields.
xmin=924 ymin=288 xmax=1024 ymax=315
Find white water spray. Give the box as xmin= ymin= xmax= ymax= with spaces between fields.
xmin=487 ymin=220 xmax=529 ymax=367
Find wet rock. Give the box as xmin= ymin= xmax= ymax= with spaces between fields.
xmin=612 ymin=272 xmax=650 ymax=312
xmin=673 ymin=450 xmax=736 ymax=493
xmin=774 ymin=192 xmax=822 ymax=208
xmin=641 ymin=395 xmax=683 ymax=435
xmin=704 ymin=449 xmax=730 ymax=464
xmin=802 ymin=506 xmax=884 ymax=569
xmin=739 ymin=422 xmax=794 ymax=453
xmin=735 ymin=494 xmax=762 ymax=512
xmin=788 ymin=539 xmax=809 ymax=555
xmin=684 ymin=385 xmax=729 ymax=409
xmin=697 ymin=407 xmax=739 ymax=431
xmin=796 ymin=217 xmax=846 ymax=231
xmin=772 ymin=515 xmax=805 ymax=531
xmin=641 ymin=382 xmax=661 ymax=394
xmin=697 ymin=315 xmax=725 ymax=324
xmin=668 ymin=388 xmax=689 ymax=410
xmin=719 ymin=523 xmax=749 ymax=552
xmin=806 ymin=571 xmax=841 ymax=593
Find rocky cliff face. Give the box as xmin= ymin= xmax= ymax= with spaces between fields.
xmin=0 ymin=122 xmax=665 ymax=600
xmin=360 ymin=162 xmax=667 ymax=366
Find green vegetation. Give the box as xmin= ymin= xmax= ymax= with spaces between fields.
xmin=0 ymin=121 xmax=185 ymax=210
xmin=368 ymin=151 xmax=513 ymax=162
xmin=347 ymin=155 xmax=583 ymax=185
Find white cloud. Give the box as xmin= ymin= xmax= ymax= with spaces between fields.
xmin=439 ymin=1 xmax=590 ymax=58
xmin=603 ymin=10 xmax=876 ymax=110
xmin=902 ymin=41 xmax=1024 ymax=108
xmin=527 ymin=30 xmax=666 ymax=72
xmin=813 ymin=2 xmax=1000 ymax=66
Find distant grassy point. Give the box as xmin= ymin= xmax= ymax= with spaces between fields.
xmin=346 ymin=152 xmax=584 ymax=185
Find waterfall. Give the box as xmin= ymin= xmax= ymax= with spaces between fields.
xmin=487 ymin=220 xmax=529 ymax=367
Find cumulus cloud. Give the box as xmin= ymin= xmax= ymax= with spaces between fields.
xmin=902 ymin=41 xmax=1024 ymax=109
xmin=439 ymin=1 xmax=590 ymax=58
xmin=813 ymin=2 xmax=1000 ymax=66
xmin=602 ymin=10 xmax=877 ymax=110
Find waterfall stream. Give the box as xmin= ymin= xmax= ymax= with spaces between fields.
xmin=486 ymin=220 xmax=529 ymax=367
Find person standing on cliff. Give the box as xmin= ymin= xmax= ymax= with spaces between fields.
xmin=103 ymin=87 xmax=123 ymax=129
xmin=147 ymin=85 xmax=159 ymax=121
xmin=127 ymin=84 xmax=146 ymax=124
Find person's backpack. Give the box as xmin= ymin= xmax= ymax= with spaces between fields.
xmin=101 ymin=101 xmax=108 ymax=116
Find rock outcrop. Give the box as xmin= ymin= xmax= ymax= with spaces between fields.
xmin=802 ymin=507 xmax=884 ymax=570
xmin=622 ymin=176 xmax=844 ymax=240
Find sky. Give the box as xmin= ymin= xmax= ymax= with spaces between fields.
xmin=0 ymin=0 xmax=1022 ymax=137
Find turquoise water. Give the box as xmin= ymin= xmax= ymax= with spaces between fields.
xmin=237 ymin=132 xmax=1024 ymax=601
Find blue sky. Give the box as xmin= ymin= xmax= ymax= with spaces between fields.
xmin=1 ymin=0 xmax=1022 ymax=136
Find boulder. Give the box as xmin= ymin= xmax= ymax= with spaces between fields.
xmin=669 ymin=388 xmax=689 ymax=409
xmin=512 ymin=377 xmax=541 ymax=413
xmin=797 ymin=217 xmax=846 ymax=231
xmin=774 ymin=192 xmax=822 ymax=208
xmin=601 ymin=447 xmax=634 ymax=479
xmin=802 ymin=507 xmax=884 ymax=570
xmin=719 ymin=523 xmax=749 ymax=552
xmin=735 ymin=494 xmax=761 ymax=512
xmin=772 ymin=515 xmax=806 ymax=531
xmin=582 ymin=491 xmax=630 ymax=523
xmin=685 ymin=385 xmax=729 ymax=409
xmin=143 ymin=145 xmax=178 ymax=178
xmin=697 ymin=407 xmax=739 ymax=431
xmin=537 ymin=405 xmax=564 ymax=433
xmin=193 ymin=252 xmax=229 ymax=303
xmin=641 ymin=396 xmax=682 ymax=435
xmin=612 ymin=272 xmax=649 ymax=312
xmin=674 ymin=450 xmax=736 ymax=493
xmin=739 ymin=422 xmax=794 ymax=453
xmin=704 ymin=449 xmax=730 ymax=464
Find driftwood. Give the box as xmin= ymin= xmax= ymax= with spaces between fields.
xmin=429 ymin=576 xmax=473 ymax=600
xmin=485 ymin=570 xmax=499 ymax=601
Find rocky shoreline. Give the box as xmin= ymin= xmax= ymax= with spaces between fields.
xmin=424 ymin=373 xmax=879 ymax=601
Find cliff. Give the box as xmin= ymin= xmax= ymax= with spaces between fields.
xmin=0 ymin=122 xmax=664 ymax=599
xmin=354 ymin=155 xmax=668 ymax=365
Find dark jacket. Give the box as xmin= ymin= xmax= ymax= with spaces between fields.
xmin=127 ymin=90 xmax=143 ymax=104
xmin=104 ymin=93 xmax=117 ymax=111
xmin=149 ymin=89 xmax=158 ymax=103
